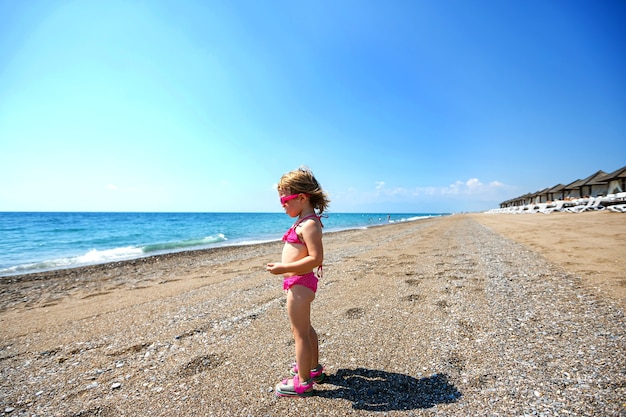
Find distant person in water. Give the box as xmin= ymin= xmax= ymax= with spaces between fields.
xmin=266 ymin=166 xmax=330 ymax=397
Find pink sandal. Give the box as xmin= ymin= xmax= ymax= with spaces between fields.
xmin=290 ymin=363 xmax=325 ymax=383
xmin=275 ymin=375 xmax=314 ymax=397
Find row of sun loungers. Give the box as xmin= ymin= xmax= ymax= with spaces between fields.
xmin=486 ymin=193 xmax=626 ymax=214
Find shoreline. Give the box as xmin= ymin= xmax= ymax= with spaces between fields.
xmin=1 ymin=213 xmax=624 ymax=416
xmin=4 ymin=210 xmax=623 ymax=304
xmin=0 ymin=213 xmax=445 ymax=279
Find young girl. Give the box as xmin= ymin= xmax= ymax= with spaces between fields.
xmin=267 ymin=167 xmax=330 ymax=397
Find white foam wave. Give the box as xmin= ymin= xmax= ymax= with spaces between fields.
xmin=76 ymin=246 xmax=144 ymax=263
xmin=0 ymin=246 xmax=144 ymax=276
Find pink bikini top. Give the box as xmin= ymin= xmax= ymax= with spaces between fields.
xmin=282 ymin=214 xmax=323 ymax=246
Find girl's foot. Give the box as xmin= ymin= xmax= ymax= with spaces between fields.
xmin=275 ymin=375 xmax=314 ymax=397
xmin=289 ymin=363 xmax=325 ymax=383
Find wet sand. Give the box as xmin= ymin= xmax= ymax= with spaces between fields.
xmin=1 ymin=212 xmax=624 ymax=416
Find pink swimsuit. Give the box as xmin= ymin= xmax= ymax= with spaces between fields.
xmin=282 ymin=214 xmax=324 ymax=292
xmin=282 ymin=214 xmax=322 ymax=245
xmin=283 ymin=272 xmax=318 ymax=292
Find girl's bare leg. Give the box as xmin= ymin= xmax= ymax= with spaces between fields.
xmin=287 ymin=285 xmax=315 ymax=382
xmin=309 ymin=325 xmax=319 ymax=369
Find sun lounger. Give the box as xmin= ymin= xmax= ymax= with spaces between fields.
xmin=565 ymin=197 xmax=595 ymax=213
xmin=608 ymin=204 xmax=626 ymax=213
xmin=540 ymin=200 xmax=565 ymax=214
xmin=578 ymin=197 xmax=605 ymax=212
xmin=523 ymin=204 xmax=537 ymax=214
xmin=533 ymin=203 xmax=548 ymax=213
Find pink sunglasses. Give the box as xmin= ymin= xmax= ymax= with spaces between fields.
xmin=280 ymin=193 xmax=309 ymax=205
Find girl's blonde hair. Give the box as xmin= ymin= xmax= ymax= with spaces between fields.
xmin=278 ymin=166 xmax=330 ymax=215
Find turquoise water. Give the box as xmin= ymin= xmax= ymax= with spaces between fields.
xmin=0 ymin=212 xmax=446 ymax=276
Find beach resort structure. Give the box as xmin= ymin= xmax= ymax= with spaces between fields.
xmin=489 ymin=165 xmax=626 ymax=213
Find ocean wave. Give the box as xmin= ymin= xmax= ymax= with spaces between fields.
xmin=78 ymin=246 xmax=145 ymax=263
xmin=0 ymin=235 xmax=228 ymax=276
xmin=0 ymin=246 xmax=145 ymax=275
xmin=141 ymin=234 xmax=227 ymax=253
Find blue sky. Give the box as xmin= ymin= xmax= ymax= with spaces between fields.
xmin=1 ymin=0 xmax=625 ymax=213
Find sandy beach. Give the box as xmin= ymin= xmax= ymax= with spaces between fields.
xmin=1 ymin=212 xmax=624 ymax=416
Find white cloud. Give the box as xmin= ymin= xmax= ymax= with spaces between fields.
xmin=330 ymin=178 xmax=515 ymax=212
xmin=437 ymin=178 xmax=505 ymax=195
xmin=371 ymin=178 xmax=508 ymax=197
xmin=106 ymin=184 xmax=118 ymax=190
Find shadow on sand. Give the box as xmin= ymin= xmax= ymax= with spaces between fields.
xmin=316 ymin=368 xmax=462 ymax=411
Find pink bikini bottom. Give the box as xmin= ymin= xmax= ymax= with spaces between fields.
xmin=283 ymin=272 xmax=318 ymax=293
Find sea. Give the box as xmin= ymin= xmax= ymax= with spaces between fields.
xmin=0 ymin=212 xmax=447 ymax=277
